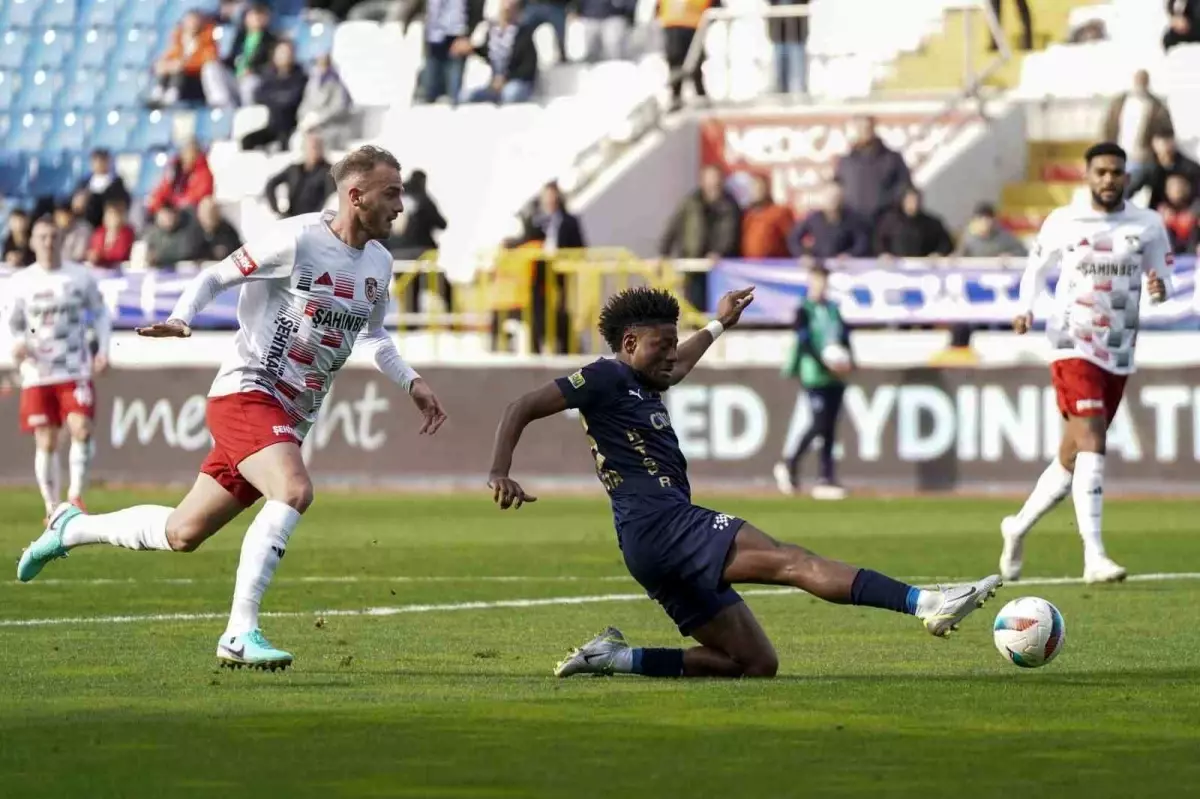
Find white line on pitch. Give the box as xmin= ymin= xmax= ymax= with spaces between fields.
xmin=5 ymin=575 xmax=639 ymax=587
xmin=1 ymin=572 xmax=1199 ymax=629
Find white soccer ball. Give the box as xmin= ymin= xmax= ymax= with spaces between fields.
xmin=993 ymin=597 xmax=1066 ymax=669
xmin=821 ymin=343 xmax=851 ymax=371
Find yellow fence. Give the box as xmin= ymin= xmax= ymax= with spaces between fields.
xmin=392 ymin=248 xmax=711 ymax=355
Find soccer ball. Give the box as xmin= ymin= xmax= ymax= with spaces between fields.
xmin=993 ymin=597 xmax=1065 ymax=669
xmin=821 ymin=343 xmax=851 ymax=372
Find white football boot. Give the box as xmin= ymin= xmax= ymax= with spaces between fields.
xmin=998 ymin=516 xmax=1026 ymax=582
xmin=917 ymin=575 xmax=1003 ymax=638
xmin=1084 ymin=556 xmax=1127 ymax=584
xmin=772 ymin=463 xmax=795 ymax=496
xmin=554 ymin=627 xmax=629 ymax=678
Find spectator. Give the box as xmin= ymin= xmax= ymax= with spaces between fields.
xmin=196 ymin=197 xmax=242 ymax=261
xmin=76 ymin=149 xmax=132 ymax=230
xmin=660 ymin=165 xmax=740 ymax=310
xmin=769 ymin=0 xmax=809 ymax=95
xmin=835 ymin=116 xmax=912 ymax=222
xmin=579 ymin=0 xmax=635 ymax=62
xmin=954 ymin=202 xmax=1026 ymax=257
xmin=144 ymin=203 xmax=207 ymax=267
xmin=386 ymin=169 xmax=447 ymax=258
xmin=149 ymin=10 xmax=219 ymax=107
xmin=86 ymin=201 xmax=136 ymax=268
xmin=874 ymin=187 xmax=954 ymax=257
xmin=787 ymin=184 xmax=871 ymax=258
xmin=297 ymin=54 xmax=353 ymax=150
xmin=989 ymin=0 xmax=1033 ymax=51
xmin=264 ymin=133 xmax=335 ymax=217
xmin=462 ymin=0 xmax=538 ymax=104
xmin=54 ymin=193 xmax=93 ymax=263
xmin=241 ymin=41 xmax=308 ymax=151
xmin=741 ymin=175 xmax=793 ymax=258
xmin=660 ymin=0 xmax=715 ymax=112
xmin=1158 ymin=174 xmax=1200 ymax=254
xmin=521 ymin=0 xmax=569 ymax=62
xmin=1103 ymin=70 xmax=1174 ymax=187
xmin=1164 ymin=0 xmax=1200 ymax=51
xmin=404 ymin=0 xmax=486 ymax=106
xmin=203 ymin=2 xmax=277 ymax=108
xmin=1128 ymin=132 xmax=1200 ymax=209
xmin=147 ymin=140 xmax=215 ymax=215
xmin=2 ymin=210 xmax=34 ymax=267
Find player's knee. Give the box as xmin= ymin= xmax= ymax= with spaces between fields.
xmin=165 ymin=520 xmax=205 ymax=552
xmin=273 ymin=477 xmax=314 ymax=513
xmin=740 ymin=650 xmax=779 ymax=678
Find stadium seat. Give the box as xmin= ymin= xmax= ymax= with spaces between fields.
xmin=105 ymin=69 xmax=150 ymax=108
xmin=17 ymin=70 xmax=60 ymax=112
xmin=0 ymin=154 xmax=29 ymax=196
xmin=8 ymin=113 xmax=54 ymax=152
xmin=194 ymin=107 xmax=233 ymax=143
xmin=136 ymin=150 xmax=169 ymax=196
xmin=296 ymin=20 xmax=335 ymax=63
xmin=45 ymin=111 xmax=92 ymax=150
xmin=231 ymin=104 xmax=268 ymax=143
xmin=5 ymin=0 xmax=44 ymax=28
xmin=0 ymin=73 xmax=17 ymax=111
xmin=215 ymin=24 xmax=235 ymax=60
xmin=84 ymin=0 xmax=122 ymax=28
xmin=0 ymin=32 xmax=33 ymax=70
xmin=117 ymin=28 xmax=159 ymax=69
xmin=90 ymin=110 xmax=139 ymax=151
xmin=134 ymin=108 xmax=176 ymax=150
xmin=78 ymin=29 xmax=117 ymax=70
xmin=30 ymin=30 xmax=75 ymax=70
xmin=40 ymin=0 xmax=78 ymax=28
xmin=126 ymin=0 xmax=168 ymax=29
xmin=28 ymin=153 xmax=78 ymax=198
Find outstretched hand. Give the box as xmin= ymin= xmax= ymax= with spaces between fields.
xmin=1012 ymin=313 xmax=1032 ymax=335
xmin=489 ymin=475 xmax=537 ymax=510
xmin=410 ymin=379 xmax=448 ymax=435
xmin=136 ymin=318 xmax=192 ymax=338
xmin=1147 ymin=269 xmax=1167 ymax=303
xmin=716 ymin=286 xmax=756 ymax=329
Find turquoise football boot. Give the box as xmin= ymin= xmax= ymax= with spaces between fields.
xmin=17 ymin=502 xmax=80 ymax=582
xmin=217 ymin=629 xmax=294 ymax=671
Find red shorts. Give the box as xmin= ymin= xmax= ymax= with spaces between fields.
xmin=200 ymin=391 xmax=302 ymax=507
xmin=1050 ymin=358 xmax=1127 ymax=424
xmin=19 ymin=379 xmax=95 ymax=433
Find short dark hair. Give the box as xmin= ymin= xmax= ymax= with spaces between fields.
xmin=331 ymin=145 xmax=401 ymax=186
xmin=31 ymin=214 xmax=56 ymax=231
xmin=973 ymin=201 xmax=996 ymax=218
xmin=1085 ymin=142 xmax=1127 ymax=164
xmin=598 ymin=287 xmax=680 ymax=352
xmin=809 ymin=262 xmax=830 ymax=278
xmin=90 ymin=148 xmax=111 ymax=160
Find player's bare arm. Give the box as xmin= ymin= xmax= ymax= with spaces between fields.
xmin=487 ymin=382 xmax=568 ymax=509
xmin=667 ymin=286 xmax=755 ymax=385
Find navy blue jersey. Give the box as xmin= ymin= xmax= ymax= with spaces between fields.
xmin=555 ymin=358 xmax=691 ymax=526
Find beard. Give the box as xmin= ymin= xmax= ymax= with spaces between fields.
xmin=1091 ymin=189 xmax=1123 ymax=212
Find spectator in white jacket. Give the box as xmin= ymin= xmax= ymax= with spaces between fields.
xmin=296 ymin=54 xmax=353 ymax=150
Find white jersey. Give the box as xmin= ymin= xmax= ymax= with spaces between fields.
xmin=1018 ymin=200 xmax=1172 ymax=376
xmin=5 ymin=262 xmax=111 ymax=388
xmin=170 ymin=212 xmax=407 ymax=438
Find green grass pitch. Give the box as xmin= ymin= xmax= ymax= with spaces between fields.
xmin=1 ymin=488 xmax=1199 ymax=798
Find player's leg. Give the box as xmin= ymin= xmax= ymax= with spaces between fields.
xmin=1069 ymin=407 xmax=1124 ymax=583
xmin=32 ymin=425 xmax=62 ymax=519
xmin=812 ymin=384 xmax=846 ymax=500
xmin=775 ymin=389 xmax=822 ymax=495
xmin=216 ymin=441 xmax=311 ymax=667
xmin=723 ymin=523 xmax=1001 ymax=637
xmin=64 ymin=412 xmax=94 ymax=509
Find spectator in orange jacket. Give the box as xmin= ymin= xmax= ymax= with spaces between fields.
xmin=741 ymin=175 xmax=793 ymax=258
xmin=147 ymin=140 xmax=215 ymax=215
xmin=149 ymin=10 xmax=219 ymax=106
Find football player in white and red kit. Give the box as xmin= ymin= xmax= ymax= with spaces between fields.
xmin=17 ymin=146 xmax=448 ymax=670
xmin=1001 ymin=142 xmax=1170 ymax=584
xmin=6 ymin=217 xmax=111 ymax=518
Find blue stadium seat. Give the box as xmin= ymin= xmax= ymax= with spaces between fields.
xmin=78 ymin=28 xmax=116 ymax=70
xmin=0 ymin=155 xmax=29 ymax=196
xmin=215 ymin=24 xmax=235 ymax=60
xmin=126 ymin=0 xmax=166 ymax=29
xmin=83 ymin=0 xmax=122 ymax=28
xmin=136 ymin=150 xmax=168 ymax=195
xmin=117 ymin=28 xmax=158 ymax=68
xmin=8 ymin=113 xmax=54 ymax=151
xmin=45 ymin=111 xmax=92 ymax=150
xmin=134 ymin=108 xmax=174 ymax=149
xmin=0 ymin=32 xmax=33 ymax=70
xmin=40 ymin=0 xmax=79 ymax=28
xmin=277 ymin=15 xmax=304 ymax=43
xmin=272 ymin=0 xmax=305 ymax=17
xmin=18 ymin=70 xmax=62 ymax=112
xmin=6 ymin=0 xmax=45 ymax=28
xmin=296 ymin=20 xmax=335 ymax=63
xmin=64 ymin=70 xmax=103 ymax=109
xmin=0 ymin=73 xmax=18 ymax=111
xmin=30 ymin=30 xmax=75 ymax=70
xmin=194 ymin=107 xmax=232 ymax=142
xmin=90 ymin=110 xmax=139 ymax=151
xmin=105 ymin=68 xmax=150 ymax=107
xmin=28 ymin=153 xmax=79 ymax=199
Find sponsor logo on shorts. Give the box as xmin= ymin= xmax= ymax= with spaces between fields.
xmin=712 ymin=513 xmax=734 ymax=530
xmin=568 ymin=370 xmax=585 ymax=389
xmin=231 ymin=247 xmax=258 ymax=277
xmin=1076 ymin=399 xmax=1105 ymax=413
xmin=27 ymin=414 xmax=48 ymax=426
xmin=272 ymin=425 xmax=298 ymax=440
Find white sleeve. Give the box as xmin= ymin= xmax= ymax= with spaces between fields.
xmin=169 ymin=223 xmax=298 ymax=325
xmin=354 ymin=281 xmax=420 ymax=393
xmin=1018 ymin=213 xmax=1063 ymax=317
xmin=6 ymin=289 xmax=26 ymax=339
xmin=85 ymin=273 xmax=112 ymax=357
xmin=1141 ymin=217 xmax=1173 ymax=304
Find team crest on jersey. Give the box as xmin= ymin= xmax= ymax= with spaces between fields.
xmin=1124 ymin=234 xmax=1143 ymax=254
xmin=365 ymin=277 xmax=379 ymax=303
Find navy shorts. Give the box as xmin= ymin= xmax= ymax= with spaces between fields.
xmin=618 ymin=503 xmax=745 ymax=636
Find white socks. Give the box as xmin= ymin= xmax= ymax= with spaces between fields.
xmin=61 ymin=505 xmax=173 ymax=551
xmin=1011 ymin=458 xmax=1073 ymax=536
xmin=68 ymin=439 xmax=93 ymax=502
xmin=34 ymin=449 xmax=61 ymax=514
xmin=1072 ymin=452 xmax=1107 ymax=563
xmin=225 ymin=500 xmax=302 ymax=637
